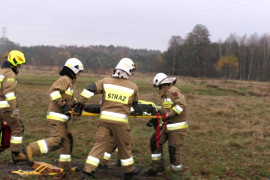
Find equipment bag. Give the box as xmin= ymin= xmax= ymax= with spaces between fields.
xmin=0 ymin=122 xmax=11 ymax=152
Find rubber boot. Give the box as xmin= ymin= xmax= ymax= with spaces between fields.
xmin=83 ymin=171 xmax=96 ymax=179
xmin=124 ymin=166 xmax=142 ymax=180
xmin=23 ymin=145 xmax=34 ymax=166
xmin=144 ymin=166 xmax=165 ymax=176
xmin=11 ymin=151 xmax=26 ymax=163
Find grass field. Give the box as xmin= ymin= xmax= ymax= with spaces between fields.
xmin=0 ymin=69 xmax=270 ymax=179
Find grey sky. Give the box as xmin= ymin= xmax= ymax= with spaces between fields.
xmin=1 ymin=0 xmax=269 ymax=51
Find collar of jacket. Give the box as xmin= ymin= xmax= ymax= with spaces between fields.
xmin=159 ymin=84 xmax=171 ymax=98
xmin=1 ymin=61 xmax=18 ymax=74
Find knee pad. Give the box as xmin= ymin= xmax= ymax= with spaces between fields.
xmin=67 ymin=133 xmax=73 ymax=153
xmin=169 ymin=146 xmax=176 ymax=164
xmin=51 ymin=137 xmax=64 ymax=151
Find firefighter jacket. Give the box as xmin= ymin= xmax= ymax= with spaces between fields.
xmin=159 ymin=85 xmax=188 ymax=132
xmin=79 ymin=77 xmax=139 ymax=125
xmin=0 ymin=68 xmax=18 ymax=111
xmin=47 ymin=75 xmax=76 ymax=122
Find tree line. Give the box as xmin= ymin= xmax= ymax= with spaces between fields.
xmin=1 ymin=24 xmax=270 ymax=81
xmin=161 ymin=24 xmax=270 ymax=81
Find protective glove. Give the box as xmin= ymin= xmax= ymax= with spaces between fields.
xmin=146 ymin=118 xmax=158 ymax=128
xmin=72 ymin=102 xmax=85 ymax=117
xmin=61 ymin=104 xmax=71 ymax=117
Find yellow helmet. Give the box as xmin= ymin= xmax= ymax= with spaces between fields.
xmin=7 ymin=50 xmax=26 ymax=66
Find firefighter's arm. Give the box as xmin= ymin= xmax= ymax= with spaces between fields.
xmin=78 ymin=82 xmax=97 ymax=104
xmin=2 ymin=75 xmax=18 ymax=111
xmin=49 ymin=78 xmax=69 ymax=107
xmin=167 ymin=91 xmax=186 ymax=118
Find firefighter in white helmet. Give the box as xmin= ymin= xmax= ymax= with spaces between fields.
xmin=74 ymin=58 xmax=142 ymax=179
xmin=145 ymin=72 xmax=188 ymax=176
xmin=24 ymin=58 xmax=84 ymax=171
xmin=0 ymin=50 xmax=26 ymax=162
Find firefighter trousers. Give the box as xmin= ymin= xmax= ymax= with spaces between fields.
xmin=84 ymin=121 xmax=134 ymax=173
xmin=0 ymin=111 xmax=24 ymax=152
xmin=150 ymin=130 xmax=186 ymax=172
xmin=28 ymin=119 xmax=73 ymax=170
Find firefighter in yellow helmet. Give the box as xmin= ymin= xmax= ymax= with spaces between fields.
xmin=145 ymin=73 xmax=188 ymax=176
xmin=0 ymin=50 xmax=26 ymax=162
xmin=73 ymin=58 xmax=142 ymax=179
xmin=23 ymin=58 xmax=84 ymax=171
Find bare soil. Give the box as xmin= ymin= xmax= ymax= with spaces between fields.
xmin=0 ymin=161 xmax=164 ymax=180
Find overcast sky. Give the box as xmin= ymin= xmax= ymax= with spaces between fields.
xmin=0 ymin=0 xmax=269 ymax=51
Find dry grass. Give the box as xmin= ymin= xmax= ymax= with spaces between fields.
xmin=0 ymin=69 xmax=269 ymax=179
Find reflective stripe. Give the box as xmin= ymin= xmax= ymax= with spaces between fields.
xmin=37 ymin=140 xmax=48 ymax=153
xmin=171 ymin=164 xmax=182 ymax=171
xmin=104 ymin=84 xmax=134 ymax=94
xmin=151 ymin=153 xmax=162 ymax=161
xmin=163 ymin=98 xmax=173 ymax=108
xmin=50 ymin=91 xmax=62 ymax=101
xmin=172 ymin=105 xmax=183 ymax=114
xmin=58 ymin=154 xmax=72 ymax=162
xmin=0 ymin=74 xmax=4 ymax=82
xmin=166 ymin=122 xmax=188 ymax=131
xmin=65 ymin=87 xmax=74 ymax=96
xmin=0 ymin=101 xmax=10 ymax=108
xmin=121 ymin=157 xmax=134 ymax=166
xmin=104 ymin=84 xmax=134 ymax=104
xmin=103 ymin=152 xmax=111 ymax=160
xmin=0 ymin=74 xmax=4 ymax=88
xmin=46 ymin=112 xmax=69 ymax=122
xmin=100 ymin=111 xmax=128 ymax=123
xmin=86 ymin=156 xmax=100 ymax=167
xmin=5 ymin=92 xmax=16 ymax=101
xmin=115 ymin=147 xmax=118 ymax=152
xmin=81 ymin=89 xmax=94 ymax=99
xmin=10 ymin=136 xmax=22 ymax=144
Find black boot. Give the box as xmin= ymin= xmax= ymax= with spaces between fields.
xmin=124 ymin=166 xmax=142 ymax=180
xmin=144 ymin=167 xmax=165 ymax=176
xmin=83 ymin=171 xmax=96 ymax=179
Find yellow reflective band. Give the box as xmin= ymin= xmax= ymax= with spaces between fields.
xmin=100 ymin=111 xmax=128 ymax=124
xmin=5 ymin=92 xmax=16 ymax=101
xmin=104 ymin=84 xmax=134 ymax=104
xmin=7 ymin=78 xmax=14 ymax=82
xmin=166 ymin=122 xmax=188 ymax=131
xmin=115 ymin=147 xmax=118 ymax=152
xmin=163 ymin=98 xmax=173 ymax=108
xmin=86 ymin=156 xmax=100 ymax=167
xmin=151 ymin=153 xmax=162 ymax=161
xmin=0 ymin=101 xmax=10 ymax=108
xmin=10 ymin=136 xmax=23 ymax=144
xmin=65 ymin=87 xmax=74 ymax=96
xmin=50 ymin=91 xmax=62 ymax=101
xmin=172 ymin=105 xmax=183 ymax=114
xmin=58 ymin=154 xmax=71 ymax=162
xmin=81 ymin=89 xmax=94 ymax=99
xmin=37 ymin=140 xmax=48 ymax=153
xmin=46 ymin=112 xmax=69 ymax=122
xmin=171 ymin=164 xmax=183 ymax=172
xmin=103 ymin=152 xmax=111 ymax=160
xmin=121 ymin=157 xmax=134 ymax=167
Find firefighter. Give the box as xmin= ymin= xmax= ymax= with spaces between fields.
xmin=74 ymin=58 xmax=142 ymax=179
xmin=0 ymin=50 xmax=26 ymax=162
xmin=145 ymin=73 xmax=188 ymax=176
xmin=23 ymin=58 xmax=84 ymax=171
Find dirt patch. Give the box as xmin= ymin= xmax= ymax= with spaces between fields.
xmin=0 ymin=161 xmax=163 ymax=180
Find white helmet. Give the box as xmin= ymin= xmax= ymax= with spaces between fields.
xmin=153 ymin=73 xmax=176 ymax=87
xmin=64 ymin=58 xmax=84 ymax=74
xmin=115 ymin=58 xmax=136 ymax=77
